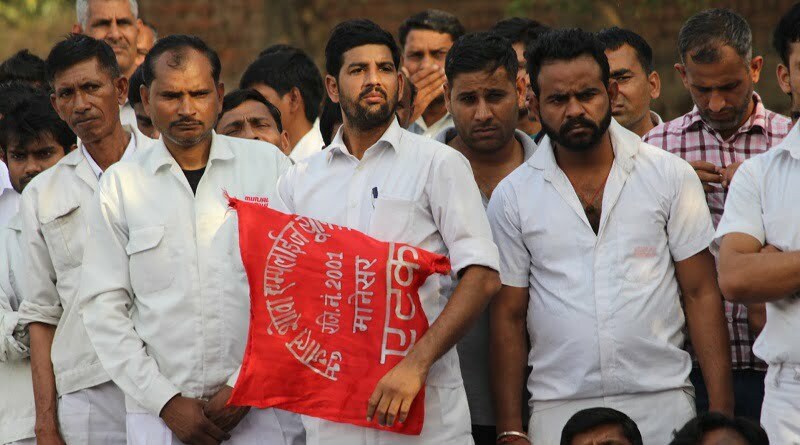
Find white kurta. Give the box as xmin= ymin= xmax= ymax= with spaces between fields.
xmin=77 ymin=134 xmax=302 ymax=443
xmin=276 ymin=118 xmax=499 ymax=444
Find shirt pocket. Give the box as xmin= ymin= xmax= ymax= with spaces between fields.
xmin=39 ymin=203 xmax=85 ymax=271
xmin=126 ymin=225 xmax=174 ymax=295
xmin=368 ymin=197 xmax=416 ymax=243
xmin=617 ymin=223 xmax=662 ymax=284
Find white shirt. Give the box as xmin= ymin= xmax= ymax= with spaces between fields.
xmin=408 ymin=113 xmax=454 ymax=139
xmin=714 ymin=122 xmax=800 ymax=365
xmin=78 ymin=134 xmax=292 ymax=415
xmin=289 ymin=119 xmax=324 ymax=163
xmin=0 ymin=213 xmax=36 ymax=443
xmin=17 ymin=126 xmax=154 ymax=396
xmin=0 ymin=162 xmax=20 ymax=227
xmin=81 ymin=128 xmax=138 ymax=178
xmin=276 ymin=118 xmax=500 ymax=388
xmin=120 ymin=101 xmax=137 ymax=129
xmin=487 ymin=120 xmax=714 ymax=403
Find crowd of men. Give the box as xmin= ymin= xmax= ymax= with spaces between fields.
xmin=1 ymin=0 xmax=800 ymax=444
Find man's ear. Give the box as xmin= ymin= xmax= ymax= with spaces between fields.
xmin=216 ymin=82 xmax=226 ymax=115
xmin=675 ymin=63 xmax=690 ymax=90
xmin=750 ymin=55 xmax=764 ymax=84
xmin=443 ymin=81 xmax=451 ymax=114
xmin=607 ymin=79 xmax=619 ymax=104
xmin=326 ymin=75 xmax=340 ymax=104
xmin=280 ymin=130 xmax=291 ymax=155
xmin=289 ymin=87 xmax=303 ymax=114
xmin=140 ymin=84 xmax=151 ymax=115
xmin=515 ymin=74 xmax=526 ymax=110
xmin=115 ymin=76 xmax=130 ymax=106
xmin=50 ymin=93 xmax=68 ymax=123
xmin=397 ymin=71 xmax=405 ymax=103
xmin=648 ymin=70 xmax=662 ymax=100
xmin=777 ymin=63 xmax=792 ymax=95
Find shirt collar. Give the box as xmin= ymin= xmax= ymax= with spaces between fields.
xmin=776 ymin=119 xmax=800 ymax=159
xmin=650 ymin=110 xmax=664 ymax=127
xmin=433 ymin=126 xmax=537 ymax=160
xmin=326 ymin=117 xmax=402 ymax=163
xmin=80 ymin=125 xmax=140 ymax=178
xmin=686 ymin=93 xmax=767 ymax=135
xmin=145 ymin=131 xmax=233 ymax=174
xmin=530 ymin=118 xmax=639 ymax=175
xmin=0 ymin=161 xmax=12 ymax=193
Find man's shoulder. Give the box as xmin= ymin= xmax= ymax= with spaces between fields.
xmin=762 ymin=108 xmax=792 ymax=138
xmin=642 ymin=113 xmax=695 ymax=146
xmin=22 ymin=150 xmax=84 ymax=196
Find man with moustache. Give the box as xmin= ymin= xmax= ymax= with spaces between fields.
xmin=432 ymin=32 xmax=535 ymax=444
xmin=77 ymin=35 xmax=301 ymax=444
xmin=74 ymin=0 xmax=143 ymax=127
xmin=275 ymin=19 xmax=500 ymax=444
xmin=216 ymin=88 xmax=291 ymax=154
xmin=0 ymin=93 xmax=74 ymax=445
xmin=17 ymin=34 xmax=153 ymax=445
xmin=644 ymin=9 xmax=790 ymax=420
xmin=488 ymin=28 xmax=733 ymax=445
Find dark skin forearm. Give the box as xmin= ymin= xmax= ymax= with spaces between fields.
xmin=677 ymin=250 xmax=734 ymax=416
xmin=490 ymin=285 xmax=528 ymax=434
xmin=29 ymin=322 xmax=64 ymax=441
xmin=718 ymin=234 xmax=800 ymax=303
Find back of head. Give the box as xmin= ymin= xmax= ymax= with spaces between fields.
xmin=141 ymin=34 xmax=221 ymax=87
xmin=596 ymin=26 xmax=654 ymax=73
xmin=220 ymin=88 xmax=284 ymax=133
xmin=491 ymin=17 xmax=549 ymax=47
xmin=773 ymin=2 xmax=800 ymax=66
xmin=0 ymin=92 xmax=76 ymax=155
xmin=128 ymin=65 xmax=145 ymax=106
xmin=0 ymin=49 xmax=48 ymax=85
xmin=76 ymin=0 xmax=139 ymax=28
xmin=678 ymin=8 xmax=752 ymax=64
xmin=0 ymin=81 xmax=47 ymax=117
xmin=561 ymin=408 xmax=643 ymax=445
xmin=526 ymin=28 xmax=610 ymax=96
xmin=46 ymin=33 xmax=120 ymax=85
xmin=325 ymin=19 xmax=400 ymax=78
xmin=445 ymin=31 xmax=518 ymax=85
xmin=239 ymin=47 xmax=324 ymax=123
xmin=398 ymin=9 xmax=465 ymax=48
xmin=258 ymin=43 xmax=296 ymax=58
xmin=669 ymin=413 xmax=769 ymax=445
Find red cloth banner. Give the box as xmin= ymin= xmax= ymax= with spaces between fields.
xmin=227 ymin=198 xmax=451 ymax=435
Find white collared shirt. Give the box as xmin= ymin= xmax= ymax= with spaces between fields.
xmin=120 ymin=100 xmax=137 ymax=129
xmin=487 ymin=119 xmax=714 ymax=403
xmin=78 ymin=134 xmax=291 ymax=415
xmin=714 ymin=122 xmax=800 ymax=365
xmin=0 ymin=213 xmax=36 ymax=443
xmin=408 ymin=113 xmax=454 ymax=139
xmin=81 ymin=128 xmax=138 ymax=178
xmin=289 ymin=119 xmax=324 ymax=163
xmin=275 ymin=118 xmax=500 ymax=388
xmin=0 ymin=162 xmax=20 ymax=227
xmin=17 ymin=125 xmax=154 ymax=396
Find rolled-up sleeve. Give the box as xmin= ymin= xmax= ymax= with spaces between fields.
xmin=0 ymin=291 xmax=28 ymax=362
xmin=713 ymin=159 xmax=765 ymax=249
xmin=78 ymin=176 xmax=179 ymax=415
xmin=666 ymin=159 xmax=716 ymax=262
xmin=487 ymin=180 xmax=530 ymax=288
xmin=17 ymin=190 xmax=63 ymax=326
xmin=427 ymin=149 xmax=499 ymax=274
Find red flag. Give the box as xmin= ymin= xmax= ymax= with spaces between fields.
xmin=227 ymin=198 xmax=451 ymax=435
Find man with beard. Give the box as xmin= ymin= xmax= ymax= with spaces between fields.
xmin=73 ymin=0 xmax=143 ymax=128
xmin=399 ymin=10 xmax=464 ymax=138
xmin=0 ymin=93 xmax=74 ymax=445
xmin=275 ymin=19 xmax=500 ymax=444
xmin=77 ymin=35 xmax=302 ymax=444
xmin=491 ymin=17 xmax=550 ymax=138
xmin=433 ymin=32 xmax=535 ymax=445
xmin=644 ymin=9 xmax=790 ymax=421
xmin=17 ymin=34 xmax=153 ymax=445
xmin=488 ymin=28 xmax=732 ymax=445
xmin=597 ymin=27 xmax=662 ymax=138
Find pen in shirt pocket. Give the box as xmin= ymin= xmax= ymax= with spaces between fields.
xmin=371 ymin=187 xmax=378 ymax=208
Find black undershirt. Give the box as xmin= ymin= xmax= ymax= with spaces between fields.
xmin=182 ymin=167 xmax=205 ymax=194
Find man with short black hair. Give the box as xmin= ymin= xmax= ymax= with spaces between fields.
xmin=277 ymin=18 xmax=500 ymax=444
xmin=491 ymin=17 xmax=550 ymax=137
xmin=398 ymin=9 xmax=464 ymax=137
xmin=128 ymin=65 xmax=159 ymax=139
xmin=434 ymin=31 xmax=535 ymax=445
xmin=669 ymin=413 xmax=769 ymax=445
xmin=490 ymin=28 xmax=732 ymax=444
xmin=644 ymin=9 xmax=790 ymax=421
xmin=240 ymin=46 xmax=324 ymax=162
xmin=18 ymin=33 xmax=153 ymax=445
xmin=73 ymin=0 xmax=143 ymax=127
xmin=597 ymin=27 xmax=662 ymax=137
xmin=774 ymin=2 xmax=800 ymax=123
xmin=0 ymin=93 xmax=74 ymax=445
xmin=0 ymin=49 xmax=47 ymax=86
xmin=217 ymin=88 xmax=290 ymax=153
xmin=78 ymin=34 xmax=300 ymax=444
xmin=560 ymin=408 xmax=643 ymax=445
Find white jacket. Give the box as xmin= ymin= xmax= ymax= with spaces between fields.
xmin=0 ymin=213 xmax=36 ymax=443
xmin=17 ymin=127 xmax=155 ymax=395
xmin=78 ymin=133 xmax=291 ymax=416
